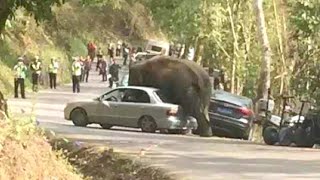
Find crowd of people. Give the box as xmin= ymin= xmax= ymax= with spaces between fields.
xmin=12 ymin=40 xmax=135 ymax=98
xmin=13 ymin=56 xmax=59 ymax=99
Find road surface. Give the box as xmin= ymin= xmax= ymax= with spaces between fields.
xmin=8 ymin=62 xmax=320 ymax=180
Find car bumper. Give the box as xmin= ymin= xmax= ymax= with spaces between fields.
xmin=210 ymin=113 xmax=251 ymax=138
xmin=159 ymin=116 xmax=198 ymax=130
xmin=64 ymin=106 xmax=72 ymax=120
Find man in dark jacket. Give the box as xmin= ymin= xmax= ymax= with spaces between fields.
xmin=100 ymin=57 xmax=108 ymax=82
xmin=96 ymin=48 xmax=103 ymax=71
xmin=83 ymin=56 xmax=91 ymax=82
xmin=108 ymin=60 xmax=121 ymax=88
xmin=108 ymin=44 xmax=114 ymax=61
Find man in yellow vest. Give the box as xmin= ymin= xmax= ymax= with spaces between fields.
xmin=13 ymin=57 xmax=27 ymax=99
xmin=49 ymin=57 xmax=59 ymax=89
xmin=30 ymin=56 xmax=42 ymax=92
xmin=71 ymin=57 xmax=82 ymax=93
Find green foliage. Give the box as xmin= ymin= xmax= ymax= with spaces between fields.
xmin=289 ymin=0 xmax=320 ymax=36
xmin=81 ymin=0 xmax=122 ymax=8
xmin=69 ymin=38 xmax=87 ymax=57
xmin=0 ymin=0 xmax=65 ymax=32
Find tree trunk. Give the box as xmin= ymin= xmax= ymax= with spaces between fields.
xmin=227 ymin=0 xmax=239 ymax=94
xmin=0 ymin=0 xmax=10 ymax=33
xmin=251 ymin=0 xmax=272 ymax=142
xmin=254 ymin=0 xmax=272 ymax=100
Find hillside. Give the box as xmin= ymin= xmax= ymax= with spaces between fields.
xmin=0 ymin=0 xmax=165 ymax=95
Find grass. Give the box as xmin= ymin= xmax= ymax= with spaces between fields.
xmin=0 ymin=116 xmax=83 ymax=179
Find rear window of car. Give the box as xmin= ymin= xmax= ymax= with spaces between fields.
xmin=151 ymin=46 xmax=162 ymax=52
xmin=154 ymin=90 xmax=170 ymax=103
xmin=212 ymin=90 xmax=253 ymax=108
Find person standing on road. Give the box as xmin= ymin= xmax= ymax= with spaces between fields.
xmin=83 ymin=56 xmax=91 ymax=83
xmin=87 ymin=41 xmax=97 ymax=61
xmin=100 ymin=56 xmax=108 ymax=82
xmin=71 ymin=57 xmax=82 ymax=93
xmin=79 ymin=56 xmax=86 ymax=82
xmin=116 ymin=42 xmax=121 ymax=57
xmin=122 ymin=44 xmax=129 ymax=66
xmin=108 ymin=59 xmax=121 ymax=88
xmin=48 ymin=57 xmax=59 ymax=89
xmin=108 ymin=43 xmax=115 ymax=61
xmin=13 ymin=57 xmax=27 ymax=99
xmin=96 ymin=48 xmax=103 ymax=71
xmin=30 ymin=56 xmax=42 ymax=92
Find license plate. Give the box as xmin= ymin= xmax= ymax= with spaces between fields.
xmin=217 ymin=107 xmax=233 ymax=115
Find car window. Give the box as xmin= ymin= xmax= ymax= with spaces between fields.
xmin=121 ymin=89 xmax=150 ymax=103
xmin=154 ymin=90 xmax=170 ymax=103
xmin=101 ymin=89 xmax=124 ymax=102
xmin=151 ymin=45 xmax=162 ymax=52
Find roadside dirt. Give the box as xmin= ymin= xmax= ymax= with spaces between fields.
xmin=0 ymin=121 xmax=82 ymax=180
xmin=50 ymin=138 xmax=174 ymax=180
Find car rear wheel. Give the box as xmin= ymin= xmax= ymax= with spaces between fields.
xmin=100 ymin=123 xmax=113 ymax=129
xmin=139 ymin=116 xmax=157 ymax=133
xmin=71 ymin=108 xmax=88 ymax=127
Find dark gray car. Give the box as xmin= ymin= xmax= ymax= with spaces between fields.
xmin=209 ymin=90 xmax=255 ymax=139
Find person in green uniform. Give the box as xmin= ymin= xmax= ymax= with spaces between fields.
xmin=71 ymin=57 xmax=82 ymax=93
xmin=13 ymin=57 xmax=27 ymax=99
xmin=30 ymin=56 xmax=42 ymax=92
xmin=48 ymin=57 xmax=59 ymax=89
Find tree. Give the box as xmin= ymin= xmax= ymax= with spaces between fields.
xmin=250 ymin=0 xmax=272 ymax=142
xmin=0 ymin=0 xmax=64 ymax=33
xmin=254 ymin=0 xmax=272 ymax=100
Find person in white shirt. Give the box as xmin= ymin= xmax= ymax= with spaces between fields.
xmin=71 ymin=57 xmax=82 ymax=93
xmin=187 ymin=46 xmax=195 ymax=61
xmin=48 ymin=57 xmax=59 ymax=89
xmin=30 ymin=56 xmax=42 ymax=92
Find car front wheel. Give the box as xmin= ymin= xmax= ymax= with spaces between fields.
xmin=139 ymin=116 xmax=157 ymax=133
xmin=71 ymin=108 xmax=88 ymax=127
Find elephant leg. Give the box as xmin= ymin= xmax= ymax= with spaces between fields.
xmin=185 ymin=86 xmax=212 ymax=137
xmin=196 ymin=106 xmax=212 ymax=137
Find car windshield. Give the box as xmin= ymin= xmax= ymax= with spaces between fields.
xmin=154 ymin=90 xmax=170 ymax=103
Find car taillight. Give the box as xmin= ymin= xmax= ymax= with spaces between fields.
xmin=238 ymin=107 xmax=252 ymax=117
xmin=167 ymin=107 xmax=178 ymax=116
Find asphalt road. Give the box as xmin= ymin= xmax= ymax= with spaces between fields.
xmin=8 ymin=62 xmax=320 ymax=180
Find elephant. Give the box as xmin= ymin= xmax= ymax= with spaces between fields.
xmin=128 ymin=56 xmax=213 ymax=137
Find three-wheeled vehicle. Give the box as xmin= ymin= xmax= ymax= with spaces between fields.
xmin=261 ymin=90 xmax=320 ymax=147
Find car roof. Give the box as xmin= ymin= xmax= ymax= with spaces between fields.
xmin=211 ymin=90 xmax=253 ymax=107
xmin=115 ymin=86 xmax=159 ymax=92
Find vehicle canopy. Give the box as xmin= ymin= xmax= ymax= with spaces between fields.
xmin=145 ymin=39 xmax=170 ymax=56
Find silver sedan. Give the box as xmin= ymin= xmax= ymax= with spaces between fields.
xmin=64 ymin=86 xmax=198 ymax=133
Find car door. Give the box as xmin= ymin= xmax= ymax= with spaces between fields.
xmin=116 ymin=89 xmax=151 ymax=127
xmin=94 ymin=89 xmax=124 ymax=125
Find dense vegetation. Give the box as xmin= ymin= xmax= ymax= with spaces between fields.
xmin=1 ymin=0 xmax=320 ymax=104
xmin=0 ymin=0 xmax=160 ymax=94
xmin=141 ymin=0 xmax=320 ymax=103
